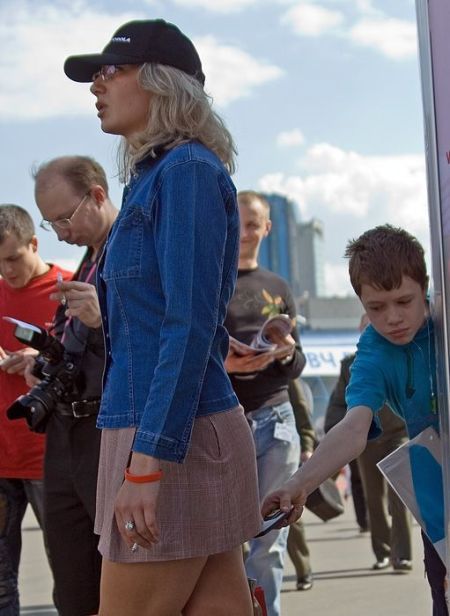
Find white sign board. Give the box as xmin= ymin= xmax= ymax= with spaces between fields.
xmin=302 ymin=345 xmax=356 ymax=377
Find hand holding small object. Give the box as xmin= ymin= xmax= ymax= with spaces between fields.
xmin=225 ymin=349 xmax=275 ymax=374
xmin=255 ymin=507 xmax=294 ymax=537
xmin=56 ymin=272 xmax=67 ymax=306
xmin=261 ymin=478 xmax=307 ymax=527
xmin=51 ymin=280 xmax=102 ymax=328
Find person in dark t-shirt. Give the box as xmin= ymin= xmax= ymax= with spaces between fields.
xmin=224 ymin=190 xmax=305 ymax=616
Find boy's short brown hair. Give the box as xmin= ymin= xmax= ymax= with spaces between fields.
xmin=0 ymin=204 xmax=35 ymax=245
xmin=345 ymin=224 xmax=428 ymax=297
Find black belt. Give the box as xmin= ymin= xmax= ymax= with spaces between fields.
xmin=56 ymin=399 xmax=100 ymax=418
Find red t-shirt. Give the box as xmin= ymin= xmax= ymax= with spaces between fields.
xmin=0 ymin=264 xmax=72 ymax=479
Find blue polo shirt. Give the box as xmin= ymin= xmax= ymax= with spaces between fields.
xmin=346 ymin=318 xmax=439 ymax=439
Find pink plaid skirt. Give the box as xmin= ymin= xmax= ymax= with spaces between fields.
xmin=95 ymin=405 xmax=261 ymax=562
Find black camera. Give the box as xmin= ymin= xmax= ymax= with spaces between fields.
xmin=5 ymin=318 xmax=79 ymax=433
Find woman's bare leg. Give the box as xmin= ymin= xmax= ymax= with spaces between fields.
xmin=183 ymin=547 xmax=253 ymax=616
xmin=99 ymin=556 xmax=207 ymax=616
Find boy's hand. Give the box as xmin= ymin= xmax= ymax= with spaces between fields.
xmin=261 ymin=480 xmax=307 ymax=526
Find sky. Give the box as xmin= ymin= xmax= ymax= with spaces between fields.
xmin=0 ymin=0 xmax=428 ymax=296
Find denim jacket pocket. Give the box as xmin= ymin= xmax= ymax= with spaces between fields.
xmin=102 ymin=207 xmax=145 ymax=280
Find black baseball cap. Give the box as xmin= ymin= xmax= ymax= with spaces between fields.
xmin=64 ymin=19 xmax=205 ymax=85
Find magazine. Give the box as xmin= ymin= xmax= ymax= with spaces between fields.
xmin=229 ymin=314 xmax=294 ymax=359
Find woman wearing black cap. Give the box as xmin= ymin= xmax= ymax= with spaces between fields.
xmin=64 ymin=19 xmax=261 ymax=615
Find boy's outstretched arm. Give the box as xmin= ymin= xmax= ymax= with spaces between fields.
xmin=261 ymin=405 xmax=374 ymax=524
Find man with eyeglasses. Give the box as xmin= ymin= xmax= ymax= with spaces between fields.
xmin=0 ymin=204 xmax=71 ymax=616
xmin=30 ymin=155 xmax=117 ymax=616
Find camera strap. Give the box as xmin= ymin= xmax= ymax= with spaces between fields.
xmin=61 ymin=261 xmax=97 ymax=344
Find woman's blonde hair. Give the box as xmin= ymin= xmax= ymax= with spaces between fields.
xmin=118 ymin=63 xmax=237 ymax=181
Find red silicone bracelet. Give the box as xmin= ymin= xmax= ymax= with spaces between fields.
xmin=124 ymin=468 xmax=163 ymax=484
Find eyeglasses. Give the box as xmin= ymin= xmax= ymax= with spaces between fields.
xmin=40 ymin=193 xmax=90 ymax=232
xmin=92 ymin=65 xmax=122 ymax=82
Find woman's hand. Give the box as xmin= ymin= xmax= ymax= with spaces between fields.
xmin=51 ymin=281 xmax=102 ymax=328
xmin=115 ymin=480 xmax=161 ymax=550
xmin=114 ymin=453 xmax=162 ymax=550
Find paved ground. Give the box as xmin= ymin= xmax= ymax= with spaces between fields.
xmin=19 ymin=501 xmax=431 ymax=615
xmin=280 ymin=507 xmax=430 ymax=615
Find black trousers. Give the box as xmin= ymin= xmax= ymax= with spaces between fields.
xmin=44 ymin=412 xmax=102 ymax=616
xmin=422 ymin=531 xmax=448 ymax=616
xmin=349 ymin=459 xmax=368 ymax=530
xmin=0 ymin=478 xmax=46 ymax=615
xmin=358 ymin=437 xmax=412 ymax=562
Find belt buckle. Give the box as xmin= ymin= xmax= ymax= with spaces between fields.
xmin=71 ymin=401 xmax=91 ymax=418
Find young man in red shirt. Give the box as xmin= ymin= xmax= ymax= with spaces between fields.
xmin=0 ymin=204 xmax=71 ymax=615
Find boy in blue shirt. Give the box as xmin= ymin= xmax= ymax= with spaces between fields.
xmin=263 ymin=225 xmax=447 ymax=615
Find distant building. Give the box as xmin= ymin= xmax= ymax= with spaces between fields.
xmin=300 ymin=296 xmax=362 ymax=330
xmin=300 ymin=325 xmax=359 ymax=433
xmin=258 ymin=193 xmax=302 ymax=296
xmin=298 ymin=296 xmax=363 ymax=432
xmin=258 ymin=192 xmax=325 ymax=299
xmin=297 ymin=219 xmax=326 ymax=298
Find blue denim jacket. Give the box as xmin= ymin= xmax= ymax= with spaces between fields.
xmin=96 ymin=141 xmax=239 ymax=462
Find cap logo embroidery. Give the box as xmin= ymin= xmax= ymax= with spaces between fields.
xmin=111 ymin=36 xmax=131 ymax=43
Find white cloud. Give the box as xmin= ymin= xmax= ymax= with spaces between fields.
xmin=258 ymin=142 xmax=430 ymax=269
xmin=0 ymin=4 xmax=283 ymax=119
xmin=279 ymin=2 xmax=416 ymax=62
xmin=349 ymin=17 xmax=417 ymax=59
xmin=259 ymin=172 xmax=309 ymax=217
xmin=276 ymin=129 xmax=305 ymax=148
xmin=196 ymin=36 xmax=283 ymax=107
xmin=0 ymin=5 xmax=142 ymax=120
xmin=349 ymin=0 xmax=379 ymax=15
xmin=281 ymin=3 xmax=345 ymax=36
xmin=300 ymin=143 xmax=427 ymax=226
xmin=171 ymin=0 xmax=257 ymax=12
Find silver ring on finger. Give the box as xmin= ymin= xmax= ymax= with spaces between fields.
xmin=124 ymin=520 xmax=135 ymax=532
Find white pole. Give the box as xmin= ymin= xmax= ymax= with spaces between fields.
xmin=416 ymin=0 xmax=450 ymax=586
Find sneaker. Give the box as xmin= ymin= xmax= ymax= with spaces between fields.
xmin=372 ymin=557 xmax=390 ymax=570
xmin=392 ymin=559 xmax=413 ymax=573
xmin=297 ymin=574 xmax=313 ymax=591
